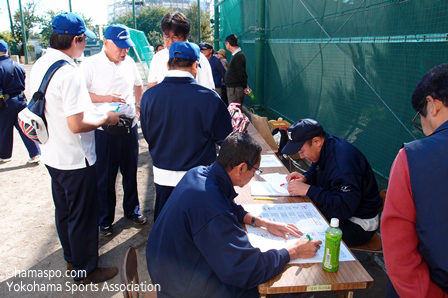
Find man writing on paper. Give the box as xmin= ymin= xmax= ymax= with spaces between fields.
xmin=382 ymin=64 xmax=448 ymax=297
xmin=282 ymin=119 xmax=382 ymax=246
xmin=140 ymin=42 xmax=232 ymax=221
xmin=147 ymin=132 xmax=322 ymax=298
xmin=81 ymin=24 xmax=146 ymax=237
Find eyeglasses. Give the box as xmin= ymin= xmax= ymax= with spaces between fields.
xmin=246 ymin=162 xmax=263 ymax=175
xmin=411 ymin=105 xmax=425 ymax=133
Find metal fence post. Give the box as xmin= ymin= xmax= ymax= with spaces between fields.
xmin=255 ymin=0 xmax=265 ymax=107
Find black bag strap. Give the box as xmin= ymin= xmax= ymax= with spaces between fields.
xmin=37 ymin=59 xmax=70 ymax=95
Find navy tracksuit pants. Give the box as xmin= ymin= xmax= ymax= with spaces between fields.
xmin=154 ymin=184 xmax=175 ymax=222
xmin=95 ymin=125 xmax=141 ymax=228
xmin=46 ymin=164 xmax=99 ymax=280
xmin=0 ymin=95 xmax=40 ymax=159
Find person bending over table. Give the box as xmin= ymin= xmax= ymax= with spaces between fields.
xmin=282 ymin=119 xmax=382 ymax=246
xmin=146 ymin=132 xmax=322 ymax=298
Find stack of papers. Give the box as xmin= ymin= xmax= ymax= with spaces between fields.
xmin=260 ymin=155 xmax=283 ymax=167
xmin=243 ymin=203 xmax=356 ymax=264
xmin=249 ymin=173 xmax=290 ymax=196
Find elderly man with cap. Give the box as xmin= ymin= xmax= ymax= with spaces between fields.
xmin=199 ymin=43 xmax=226 ymax=98
xmin=282 ymin=118 xmax=382 ymax=246
xmin=140 ymin=41 xmax=232 ymax=221
xmin=0 ymin=39 xmax=40 ymax=163
xmin=30 ymin=12 xmax=119 ymax=283
xmin=146 ymin=12 xmax=214 ymax=90
xmin=81 ymin=24 xmax=146 ymax=237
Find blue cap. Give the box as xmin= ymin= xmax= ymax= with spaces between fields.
xmin=169 ymin=42 xmax=200 ymax=62
xmin=104 ymin=24 xmax=135 ymax=49
xmin=52 ymin=12 xmax=95 ymax=39
xmin=282 ymin=119 xmax=325 ymax=155
xmin=0 ymin=40 xmax=8 ymax=52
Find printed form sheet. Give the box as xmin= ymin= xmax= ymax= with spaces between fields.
xmin=242 ymin=203 xmax=355 ymax=264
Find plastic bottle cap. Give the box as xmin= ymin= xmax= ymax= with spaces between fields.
xmin=330 ymin=218 xmax=339 ymax=228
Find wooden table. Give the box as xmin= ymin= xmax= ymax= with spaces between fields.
xmin=234 ymin=124 xmax=374 ymax=297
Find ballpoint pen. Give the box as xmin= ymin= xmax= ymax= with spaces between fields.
xmin=280 ymin=177 xmax=300 ymax=187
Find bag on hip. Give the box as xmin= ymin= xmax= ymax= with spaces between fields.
xmin=101 ymin=115 xmax=133 ymax=136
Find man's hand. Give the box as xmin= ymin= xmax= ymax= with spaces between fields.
xmin=265 ymin=222 xmax=303 ymax=239
xmin=108 ymin=93 xmax=126 ymax=103
xmin=105 ymin=111 xmax=120 ymax=125
xmin=287 ymin=238 xmax=322 ymax=260
xmin=135 ymin=105 xmax=140 ymax=119
xmin=286 ymin=172 xmax=306 ymax=183
xmin=288 ymin=180 xmax=311 ymax=196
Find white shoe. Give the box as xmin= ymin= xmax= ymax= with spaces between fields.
xmin=27 ymin=155 xmax=40 ymax=164
xmin=0 ymin=157 xmax=12 ymax=163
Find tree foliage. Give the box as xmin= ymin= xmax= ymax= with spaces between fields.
xmin=114 ymin=5 xmax=175 ymax=47
xmin=12 ymin=0 xmax=42 ymax=43
xmin=185 ymin=3 xmax=212 ymax=44
xmin=38 ymin=10 xmax=94 ymax=48
xmin=0 ymin=31 xmax=15 ymax=44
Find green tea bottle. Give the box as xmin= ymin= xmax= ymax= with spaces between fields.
xmin=322 ymin=218 xmax=343 ymax=272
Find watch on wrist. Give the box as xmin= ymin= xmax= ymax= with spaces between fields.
xmin=135 ymin=103 xmax=140 ymax=108
xmin=251 ymin=216 xmax=257 ymax=227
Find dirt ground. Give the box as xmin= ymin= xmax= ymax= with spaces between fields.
xmin=0 ymin=64 xmax=154 ymax=298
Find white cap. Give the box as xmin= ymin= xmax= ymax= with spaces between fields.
xmin=330 ymin=218 xmax=339 ymax=228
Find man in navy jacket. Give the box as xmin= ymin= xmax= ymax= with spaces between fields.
xmin=147 ymin=132 xmax=322 ymax=297
xmin=282 ymin=119 xmax=382 ymax=246
xmin=140 ymin=42 xmax=232 ymax=221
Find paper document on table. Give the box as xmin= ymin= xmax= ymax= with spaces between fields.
xmin=242 ymin=203 xmax=355 ymax=264
xmin=260 ymin=155 xmax=283 ymax=167
xmin=249 ymin=173 xmax=289 ymax=196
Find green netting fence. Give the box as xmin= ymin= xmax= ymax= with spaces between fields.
xmin=217 ymin=0 xmax=448 ymax=182
xmin=129 ymin=28 xmax=154 ymax=80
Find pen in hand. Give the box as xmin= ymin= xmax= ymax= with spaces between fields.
xmin=306 ymin=234 xmax=312 ymax=241
xmin=280 ymin=177 xmax=300 ymax=187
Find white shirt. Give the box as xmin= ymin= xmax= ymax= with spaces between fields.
xmin=30 ymin=48 xmax=96 ymax=170
xmin=80 ymin=50 xmax=143 ymax=127
xmin=232 ymin=47 xmax=242 ymax=56
xmin=147 ymin=48 xmax=215 ymax=89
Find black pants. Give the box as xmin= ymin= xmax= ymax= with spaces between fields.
xmin=153 ymin=183 xmax=175 ymax=222
xmin=46 ymin=164 xmax=99 ymax=280
xmin=0 ymin=95 xmax=40 ymax=159
xmin=339 ymin=220 xmax=376 ymax=246
xmin=95 ymin=126 xmax=141 ymax=227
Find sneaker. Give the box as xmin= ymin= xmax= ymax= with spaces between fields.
xmin=129 ymin=214 xmax=147 ymax=225
xmin=75 ymin=267 xmax=117 ymax=284
xmin=27 ymin=155 xmax=40 ymax=164
xmin=0 ymin=157 xmax=12 ymax=163
xmin=99 ymin=225 xmax=113 ymax=236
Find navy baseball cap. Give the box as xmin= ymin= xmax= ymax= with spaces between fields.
xmin=169 ymin=42 xmax=201 ymax=62
xmin=52 ymin=12 xmax=95 ymax=39
xmin=282 ymin=118 xmax=325 ymax=155
xmin=0 ymin=40 xmax=8 ymax=52
xmin=104 ymin=24 xmax=135 ymax=49
xmin=198 ymin=43 xmax=212 ymax=50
